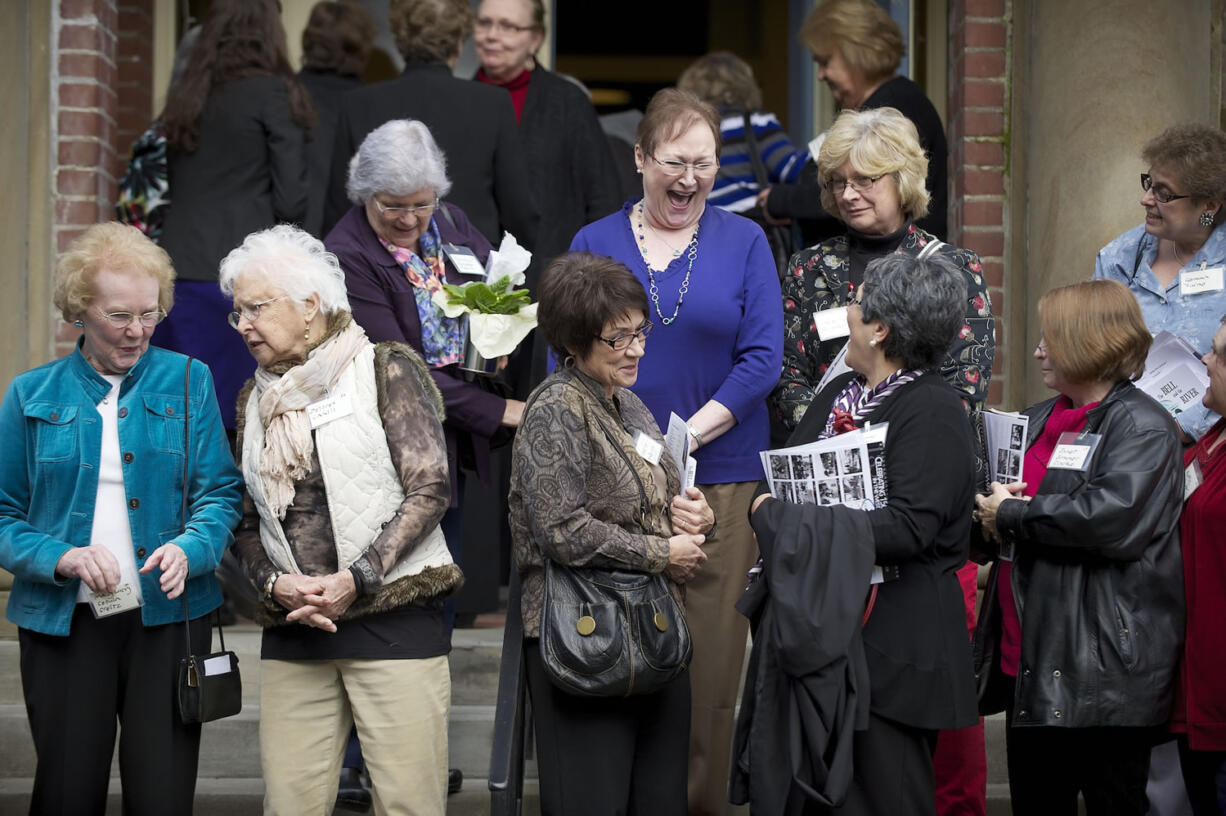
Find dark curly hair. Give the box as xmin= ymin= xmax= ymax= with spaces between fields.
xmin=302 ymin=1 xmax=377 ymax=77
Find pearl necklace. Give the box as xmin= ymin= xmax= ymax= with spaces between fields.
xmin=632 ymin=203 xmax=699 ymax=325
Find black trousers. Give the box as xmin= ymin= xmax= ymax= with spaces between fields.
xmin=1177 ymin=736 xmax=1226 ymax=816
xmin=1004 ymin=704 xmax=1153 ymax=815
xmin=19 ymin=604 xmax=210 ymax=816
xmin=798 ymin=711 xmax=939 ymax=816
xmin=525 ymin=640 xmax=690 ymax=816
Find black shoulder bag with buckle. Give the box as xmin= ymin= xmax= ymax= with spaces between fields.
xmin=537 ymin=382 xmax=692 ymax=698
xmin=174 ymin=358 xmax=243 ymax=724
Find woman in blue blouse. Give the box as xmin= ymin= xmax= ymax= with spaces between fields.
xmin=0 ymin=223 xmax=243 ymax=814
xmin=1094 ymin=122 xmax=1226 ymax=442
xmin=569 ymin=87 xmax=783 ymax=815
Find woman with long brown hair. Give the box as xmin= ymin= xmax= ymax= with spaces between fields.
xmin=154 ymin=0 xmax=315 ymax=433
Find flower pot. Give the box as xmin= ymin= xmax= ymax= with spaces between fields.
xmin=458 ymin=316 xmax=498 ymax=377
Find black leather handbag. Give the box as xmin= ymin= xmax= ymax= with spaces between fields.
xmin=540 ymin=560 xmax=691 ymax=698
xmin=537 ymin=386 xmax=692 ymax=697
xmin=173 ymin=358 xmax=242 ymax=724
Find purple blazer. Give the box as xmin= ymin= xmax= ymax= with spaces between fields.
xmin=325 ymin=203 xmax=506 ymax=499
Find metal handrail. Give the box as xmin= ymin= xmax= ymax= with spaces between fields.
xmin=488 ymin=570 xmax=528 ymax=815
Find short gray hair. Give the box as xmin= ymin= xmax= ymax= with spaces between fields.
xmin=218 ymin=224 xmax=351 ymax=315
xmin=860 ymin=252 xmax=966 ymax=371
xmin=346 ymin=119 xmax=451 ymax=204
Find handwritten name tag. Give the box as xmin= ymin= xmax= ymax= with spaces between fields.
xmin=442 ymin=244 xmax=486 ymax=278
xmin=88 ymin=583 xmax=140 ymax=618
xmin=1048 ymin=444 xmax=1091 ymax=470
xmin=815 ymin=307 xmax=851 ymax=341
xmin=1185 ymin=459 xmax=1204 ymax=501
xmin=307 ymin=393 xmax=354 ymax=429
xmin=1181 ymin=266 xmax=1225 ymax=297
xmin=635 ymin=432 xmax=663 ymax=466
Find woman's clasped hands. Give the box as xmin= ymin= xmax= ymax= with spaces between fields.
xmin=272 ymin=571 xmax=358 ymax=633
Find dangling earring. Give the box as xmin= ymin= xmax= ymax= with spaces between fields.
xmin=73 ymin=320 xmax=84 ymax=328
xmin=304 ymin=325 xmax=311 ymax=342
xmin=1200 ymin=211 xmax=1216 ymax=227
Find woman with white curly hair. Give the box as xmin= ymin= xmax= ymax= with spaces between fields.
xmin=221 ymin=224 xmax=460 ymax=813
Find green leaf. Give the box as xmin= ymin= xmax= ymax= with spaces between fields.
xmin=440 ymin=278 xmax=532 ymax=314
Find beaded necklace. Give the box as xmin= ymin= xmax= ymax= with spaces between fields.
xmin=633 ymin=201 xmax=699 ymax=326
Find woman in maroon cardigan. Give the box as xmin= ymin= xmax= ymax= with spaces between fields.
xmin=324 ymin=118 xmax=524 ymax=583
xmin=1174 ymin=315 xmax=1226 ymax=815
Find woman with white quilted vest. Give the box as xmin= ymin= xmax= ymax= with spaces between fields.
xmin=222 ymin=224 xmax=460 ymax=815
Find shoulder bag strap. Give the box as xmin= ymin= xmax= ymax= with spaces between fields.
xmin=179 ymin=359 xmax=227 ymax=658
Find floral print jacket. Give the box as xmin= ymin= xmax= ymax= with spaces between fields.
xmin=770 ymin=224 xmax=996 ymax=433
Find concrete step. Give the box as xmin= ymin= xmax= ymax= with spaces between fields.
xmin=0 ymin=776 xmax=543 ymax=816
xmin=0 ymin=624 xmax=522 ymax=781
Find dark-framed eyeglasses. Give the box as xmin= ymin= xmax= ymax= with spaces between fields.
xmin=228 ymin=295 xmax=287 ymax=329
xmin=826 ymin=175 xmax=883 ymax=195
xmin=648 ymin=155 xmax=718 ymax=179
xmin=474 ymin=17 xmax=537 ymax=34
xmin=95 ymin=308 xmax=165 ymax=329
xmin=1141 ymin=173 xmax=1189 ymax=204
xmin=597 ymin=321 xmax=654 ymax=351
xmin=848 ymin=293 xmax=864 ymax=306
xmin=372 ymin=196 xmax=439 ymax=219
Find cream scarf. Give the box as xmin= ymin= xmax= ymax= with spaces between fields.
xmin=252 ymin=319 xmax=370 ymax=518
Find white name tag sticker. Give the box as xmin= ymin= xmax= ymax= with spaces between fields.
xmin=1185 ymin=459 xmax=1204 ymax=501
xmin=1048 ymin=444 xmax=1091 ymax=470
xmin=815 ymin=307 xmax=851 ymax=341
xmin=203 ymin=654 xmax=234 ymax=676
xmin=88 ymin=583 xmax=141 ymax=618
xmin=635 ymin=432 xmax=663 ymax=466
xmin=1181 ymin=266 xmax=1225 ymax=296
xmin=307 ymin=393 xmax=354 ymax=429
xmin=442 ymin=244 xmax=486 ymax=278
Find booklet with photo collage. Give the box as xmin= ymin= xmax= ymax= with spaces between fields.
xmin=759 ymin=424 xmax=888 ymax=510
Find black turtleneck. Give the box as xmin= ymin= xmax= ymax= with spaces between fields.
xmin=847 ymin=220 xmax=912 ymax=289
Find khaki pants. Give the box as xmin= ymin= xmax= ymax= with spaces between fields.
xmin=687 ymin=481 xmax=760 ymax=815
xmin=259 ymin=655 xmax=450 ymax=816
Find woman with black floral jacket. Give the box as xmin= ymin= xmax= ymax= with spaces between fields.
xmin=768 ymin=108 xmax=994 ymax=439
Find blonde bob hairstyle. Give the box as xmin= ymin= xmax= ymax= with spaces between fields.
xmin=800 ymin=0 xmax=904 ymax=83
xmin=53 ymin=221 xmax=175 ymax=323
xmin=817 ymin=107 xmax=929 ymax=222
xmin=1038 ymin=279 xmax=1151 ymax=386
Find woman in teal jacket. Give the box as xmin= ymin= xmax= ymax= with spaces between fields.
xmin=0 ymin=222 xmax=243 ymax=815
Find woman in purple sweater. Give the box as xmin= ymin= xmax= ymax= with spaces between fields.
xmin=569 ymin=88 xmax=783 ymax=815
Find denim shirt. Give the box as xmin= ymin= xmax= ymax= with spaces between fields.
xmin=1094 ymin=222 xmax=1226 ymax=439
xmin=0 ymin=343 xmax=243 ymax=635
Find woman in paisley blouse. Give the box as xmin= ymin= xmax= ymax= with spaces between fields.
xmin=509 ymin=252 xmax=714 ymax=815
xmin=769 ymin=106 xmax=994 ymax=440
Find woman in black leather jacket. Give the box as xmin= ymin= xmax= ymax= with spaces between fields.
xmin=974 ymin=279 xmax=1185 ymax=816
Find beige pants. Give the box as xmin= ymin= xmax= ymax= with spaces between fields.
xmin=687 ymin=481 xmax=760 ymax=815
xmin=259 ymin=655 xmax=450 ymax=816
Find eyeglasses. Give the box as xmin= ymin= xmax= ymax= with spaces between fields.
xmin=826 ymin=175 xmax=883 ymax=195
xmin=597 ymin=321 xmax=653 ymax=351
xmin=648 ymin=155 xmax=718 ymax=179
xmin=372 ymin=196 xmax=439 ymax=219
xmin=95 ymin=308 xmax=165 ymax=329
xmin=848 ymin=293 xmax=864 ymax=306
xmin=475 ymin=17 xmax=537 ymax=35
xmin=1035 ymin=340 xmax=1048 ymax=354
xmin=228 ymin=296 xmax=287 ymax=329
xmin=1140 ymin=173 xmax=1189 ymax=204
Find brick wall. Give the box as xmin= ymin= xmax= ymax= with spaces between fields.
xmin=948 ymin=0 xmax=1010 ymax=408
xmin=52 ymin=0 xmax=155 ymax=358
